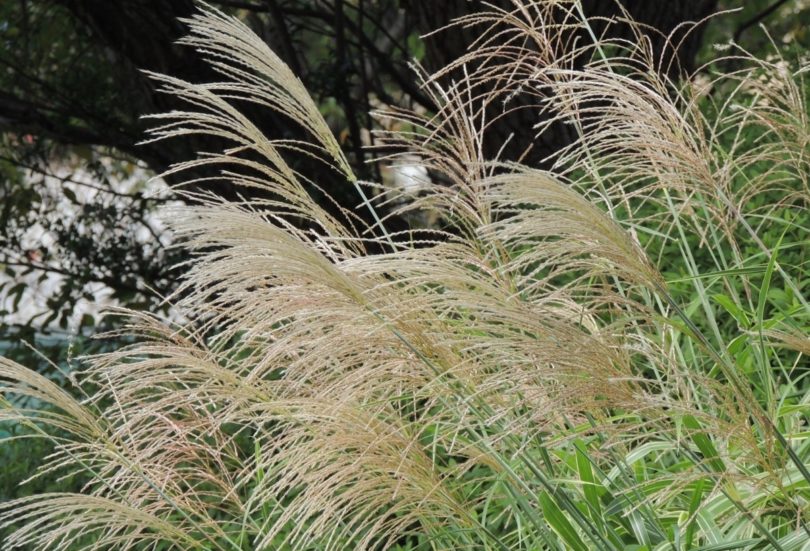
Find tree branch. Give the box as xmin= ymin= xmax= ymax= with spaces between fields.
xmin=266 ymin=0 xmax=303 ymax=75
xmin=0 ymin=91 xmax=117 ymax=147
xmin=211 ymin=0 xmax=268 ymax=11
xmin=734 ymin=0 xmax=790 ymax=43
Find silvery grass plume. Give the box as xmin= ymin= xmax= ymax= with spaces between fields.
xmin=1 ymin=2 xmax=809 ymax=550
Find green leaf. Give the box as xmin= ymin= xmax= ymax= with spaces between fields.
xmin=574 ymin=441 xmax=603 ymax=525
xmin=539 ymin=492 xmax=588 ymax=551
xmin=63 ymin=187 xmax=78 ymax=203
xmin=666 ymin=266 xmax=766 ymax=283
xmin=712 ymin=294 xmax=750 ymax=327
xmin=682 ymin=415 xmax=725 ymax=473
xmin=684 ymin=479 xmax=706 ymax=549
xmin=693 ymin=539 xmax=761 ymax=551
xmin=8 ymin=282 xmax=26 ymax=311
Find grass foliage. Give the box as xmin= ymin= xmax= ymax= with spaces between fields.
xmin=1 ymin=2 xmax=809 ymax=549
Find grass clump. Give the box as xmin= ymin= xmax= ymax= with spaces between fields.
xmin=1 ymin=2 xmax=808 ymax=549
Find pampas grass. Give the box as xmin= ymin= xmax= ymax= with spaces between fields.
xmin=1 ymin=2 xmax=808 ymax=549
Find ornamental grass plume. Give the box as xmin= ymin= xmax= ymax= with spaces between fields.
xmin=1 ymin=2 xmax=809 ymax=550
